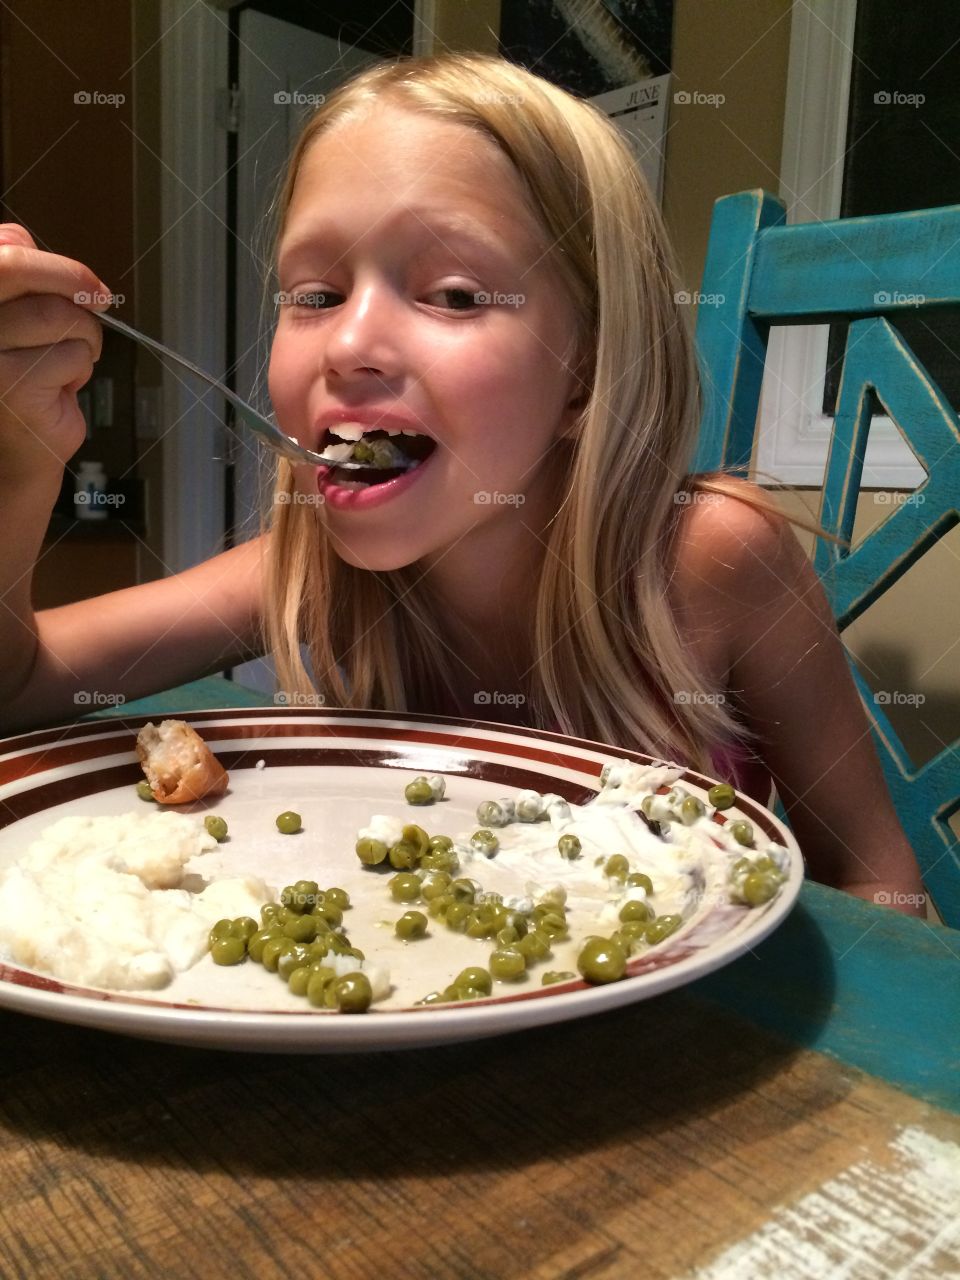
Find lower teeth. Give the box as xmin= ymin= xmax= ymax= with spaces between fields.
xmin=331 ymin=461 xmax=420 ymax=490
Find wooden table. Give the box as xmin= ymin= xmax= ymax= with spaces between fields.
xmin=2 ymin=679 xmax=958 ymax=1279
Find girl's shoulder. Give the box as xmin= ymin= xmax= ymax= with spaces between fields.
xmin=666 ymin=478 xmax=794 ymax=683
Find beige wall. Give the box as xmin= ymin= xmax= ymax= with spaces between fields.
xmin=663 ymin=0 xmax=957 ymax=850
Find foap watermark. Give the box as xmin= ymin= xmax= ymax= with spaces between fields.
xmin=74 ymin=290 xmax=125 ymax=307
xmin=274 ymin=690 xmax=326 ymax=707
xmin=674 ymin=290 xmax=725 ymax=307
xmin=276 ymin=490 xmax=325 ymax=506
xmin=673 ymin=89 xmax=725 ymax=108
xmin=874 ymin=290 xmax=925 ymax=306
xmin=474 ymin=491 xmax=526 ymax=506
xmin=274 ymin=90 xmax=326 ymax=107
xmin=474 ymin=690 xmax=526 ymax=707
xmin=274 ymin=289 xmax=328 ymax=308
xmin=873 ymin=491 xmax=926 ymax=507
xmin=674 ymin=690 xmax=727 ymax=706
xmin=674 ymin=491 xmax=723 ymax=506
xmin=874 ymin=890 xmax=926 ymax=907
xmin=75 ymin=490 xmax=125 ymax=509
xmin=74 ymin=90 xmax=125 ymax=108
xmin=874 ymin=90 xmax=925 ymax=108
xmin=473 ymin=91 xmax=525 ymax=106
xmin=874 ymin=690 xmax=926 ymax=707
xmin=74 ymin=690 xmax=126 ymax=707
xmin=473 ymin=290 xmax=525 ymax=308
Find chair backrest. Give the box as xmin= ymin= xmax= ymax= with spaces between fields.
xmin=693 ymin=190 xmax=960 ymax=926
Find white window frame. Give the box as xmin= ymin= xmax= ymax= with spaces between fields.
xmin=756 ymin=0 xmax=925 ymax=488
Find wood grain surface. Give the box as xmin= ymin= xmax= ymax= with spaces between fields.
xmin=1 ymin=989 xmax=957 ymax=1280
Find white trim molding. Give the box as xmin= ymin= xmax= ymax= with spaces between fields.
xmin=756 ymin=0 xmax=925 ymax=488
xmin=159 ymin=0 xmax=229 ymax=572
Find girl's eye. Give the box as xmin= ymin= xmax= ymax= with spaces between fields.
xmin=285 ymin=289 xmax=341 ymax=310
xmin=429 ymin=286 xmax=480 ymax=311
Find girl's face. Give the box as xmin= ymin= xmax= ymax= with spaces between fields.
xmin=268 ymin=105 xmax=583 ymax=574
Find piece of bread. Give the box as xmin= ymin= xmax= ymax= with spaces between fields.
xmin=136 ymin=719 xmax=228 ymax=804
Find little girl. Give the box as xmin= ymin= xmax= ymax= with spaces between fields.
xmin=0 ymin=53 xmax=924 ymax=913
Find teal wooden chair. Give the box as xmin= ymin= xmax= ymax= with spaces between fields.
xmin=692 ymin=190 xmax=960 ymax=927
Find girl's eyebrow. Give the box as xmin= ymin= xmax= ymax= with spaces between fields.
xmin=277 ymin=206 xmax=524 ymax=272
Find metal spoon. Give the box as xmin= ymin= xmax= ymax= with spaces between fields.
xmin=96 ymin=310 xmax=380 ymax=470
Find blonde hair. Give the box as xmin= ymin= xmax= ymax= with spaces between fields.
xmin=261 ymin=52 xmax=844 ymax=774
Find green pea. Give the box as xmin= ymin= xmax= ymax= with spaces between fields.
xmin=136 ymin=780 xmax=156 ymax=802
xmin=260 ymin=903 xmax=283 ymax=925
xmin=489 ymin=946 xmax=526 ymax=980
xmin=742 ymin=871 xmax=779 ymax=906
xmin=204 ymin=814 xmax=228 ymax=842
xmin=279 ymin=885 xmax=307 ymax=914
xmin=389 ymin=872 xmax=421 ymax=903
xmin=465 ymin=910 xmax=496 ymax=939
xmin=729 ymin=820 xmax=754 ymax=847
xmin=293 ymin=880 xmax=320 ymax=909
xmin=558 ymin=834 xmax=582 ymax=860
xmin=496 ymin=924 xmax=519 ymax=946
xmin=388 ymin=840 xmax=420 ymax=871
xmin=517 ymin=931 xmax=550 ymax=961
xmin=471 ymin=829 xmax=499 ymax=857
xmin=351 ymin=439 xmax=374 ymax=463
xmin=260 ymin=938 xmax=289 ymax=972
xmin=276 ymin=810 xmax=302 ymax=835
xmin=334 ymin=973 xmax=372 ymax=1013
xmin=577 ymin=936 xmax=626 ymax=984
xmin=456 ymin=966 xmax=493 ymax=995
xmin=287 ymin=966 xmax=311 ymax=998
xmin=445 ymin=901 xmax=472 ymax=931
xmin=477 ymin=800 xmax=509 ymax=828
xmin=247 ymin=929 xmax=274 ymax=963
xmin=420 ymin=850 xmax=458 ymax=873
xmin=356 ymin=837 xmax=389 ymax=866
xmin=619 ymin=899 xmax=652 ymax=923
xmin=708 ymin=782 xmax=737 ymax=810
xmin=277 ymin=943 xmax=313 ymax=980
xmin=428 ymin=835 xmax=454 ymax=853
xmin=427 ymin=892 xmax=453 ymax=919
xmin=422 ymin=872 xmax=453 ymax=901
xmin=542 ymin=971 xmax=576 ymax=986
xmin=208 ymin=918 xmax=234 ymax=945
xmin=450 ymin=878 xmax=476 ymax=904
xmin=617 ymin=919 xmax=648 ymax=945
xmin=536 ymin=911 xmax=568 ymax=939
xmin=604 ymin=854 xmax=629 ymax=881
xmin=639 ymin=795 xmax=654 ymax=816
xmin=401 ymin=824 xmax=430 ymax=857
xmin=232 ymin=916 xmax=258 ymax=941
xmin=396 ymin=910 xmax=428 ymax=939
xmin=645 ymin=914 xmax=682 ymax=944
xmin=416 ymin=992 xmax=444 ymax=1006
xmin=210 ymin=936 xmax=246 ymax=966
xmin=324 ymin=886 xmax=350 ymax=910
xmin=307 ymin=969 xmax=337 ymax=1007
xmin=282 ymin=914 xmax=317 ymax=943
xmin=405 ymin=779 xmax=434 ymax=805
xmin=626 ymin=873 xmax=654 ymax=893
xmin=680 ymin=795 xmax=706 ymax=825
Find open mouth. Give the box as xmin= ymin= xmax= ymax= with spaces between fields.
xmin=320 ymin=426 xmax=437 ymax=488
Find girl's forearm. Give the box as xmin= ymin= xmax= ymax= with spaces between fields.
xmin=0 ymin=467 xmax=63 ymax=703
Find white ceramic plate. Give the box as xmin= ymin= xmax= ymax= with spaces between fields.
xmin=0 ymin=709 xmax=803 ymax=1052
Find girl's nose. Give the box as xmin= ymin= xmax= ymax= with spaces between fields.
xmin=321 ymin=281 xmax=402 ymax=383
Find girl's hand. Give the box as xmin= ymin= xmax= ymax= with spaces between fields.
xmin=0 ymin=224 xmax=112 ymax=482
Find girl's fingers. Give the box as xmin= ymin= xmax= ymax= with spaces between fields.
xmin=0 ymin=238 xmax=113 ymax=313
xmin=0 ymin=293 xmax=104 ymax=364
xmin=0 ymin=340 xmax=95 ymax=465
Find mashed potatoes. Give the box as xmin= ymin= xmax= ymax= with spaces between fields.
xmin=0 ymin=811 xmax=272 ymax=991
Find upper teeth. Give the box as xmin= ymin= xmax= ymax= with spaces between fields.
xmin=330 ymin=422 xmax=422 ymax=441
